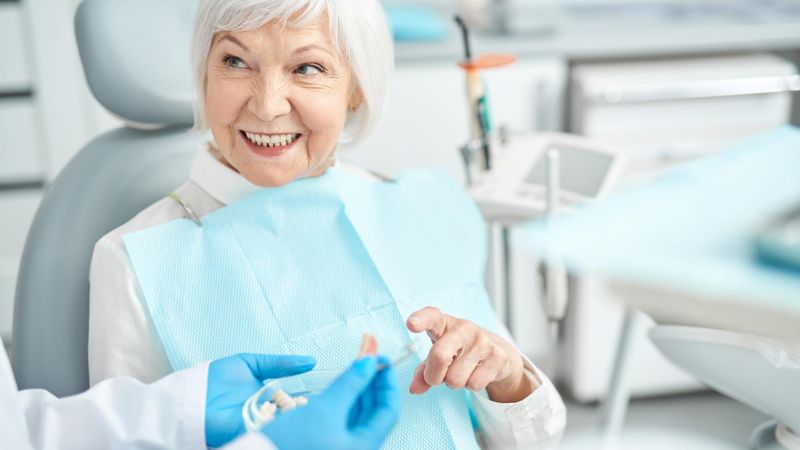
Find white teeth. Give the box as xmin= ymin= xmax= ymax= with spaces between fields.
xmin=244 ymin=132 xmax=298 ymax=147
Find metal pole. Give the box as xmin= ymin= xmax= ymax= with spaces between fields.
xmin=600 ymin=308 xmax=645 ymax=442
xmin=501 ymin=225 xmax=513 ymax=337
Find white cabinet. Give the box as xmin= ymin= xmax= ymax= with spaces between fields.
xmin=0 ymin=2 xmax=42 ymax=185
xmin=0 ymin=189 xmax=41 ymax=346
xmin=0 ymin=1 xmax=40 ymax=351
xmin=570 ymin=53 xmax=799 ymax=182
xmin=558 ymin=53 xmax=799 ymax=401
xmin=0 ymin=0 xmax=101 ymax=351
xmin=26 ymin=0 xmax=101 ymax=180
xmin=0 ymin=3 xmax=32 ymax=91
xmin=0 ymin=100 xmax=44 ymax=182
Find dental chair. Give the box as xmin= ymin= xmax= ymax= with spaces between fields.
xmin=650 ymin=325 xmax=800 ymax=449
xmin=12 ymin=0 xmax=202 ymax=396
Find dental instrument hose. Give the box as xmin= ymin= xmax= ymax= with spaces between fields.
xmin=453 ymin=16 xmax=516 ymax=176
xmin=544 ymin=150 xmax=568 ymax=373
xmin=454 ymin=15 xmax=491 ymax=171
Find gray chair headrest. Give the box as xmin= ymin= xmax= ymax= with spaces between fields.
xmin=75 ymin=0 xmax=197 ymax=128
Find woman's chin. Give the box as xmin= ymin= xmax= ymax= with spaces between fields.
xmin=243 ymin=170 xmax=299 ymax=188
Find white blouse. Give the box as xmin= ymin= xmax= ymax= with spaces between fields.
xmin=88 ymin=144 xmax=566 ymax=449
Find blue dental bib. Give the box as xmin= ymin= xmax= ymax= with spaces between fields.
xmin=123 ymin=167 xmax=501 ymax=449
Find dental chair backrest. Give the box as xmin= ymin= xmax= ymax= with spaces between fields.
xmin=12 ymin=0 xmax=202 ymax=396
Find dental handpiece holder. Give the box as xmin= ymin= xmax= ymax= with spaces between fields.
xmin=467 ymin=132 xmax=627 ymax=344
xmin=460 ymin=137 xmax=492 ymax=187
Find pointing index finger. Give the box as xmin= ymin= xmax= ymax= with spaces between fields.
xmin=406 ymin=307 xmax=449 ymax=340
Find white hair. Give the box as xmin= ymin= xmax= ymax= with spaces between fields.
xmin=190 ymin=0 xmax=394 ymax=148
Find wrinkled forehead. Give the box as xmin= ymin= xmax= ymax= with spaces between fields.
xmin=210 ymin=8 xmax=341 ymax=56
xmin=212 ymin=15 xmax=334 ymax=51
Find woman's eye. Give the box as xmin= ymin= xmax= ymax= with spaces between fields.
xmin=295 ymin=64 xmax=323 ymax=75
xmin=224 ymin=56 xmax=247 ymax=69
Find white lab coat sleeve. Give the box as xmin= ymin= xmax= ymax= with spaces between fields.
xmin=470 ymin=321 xmax=567 ymax=449
xmin=15 ymin=362 xmax=209 ymax=450
xmin=223 ymin=432 xmax=278 ymax=450
xmin=1 ymin=346 xmax=35 ymax=450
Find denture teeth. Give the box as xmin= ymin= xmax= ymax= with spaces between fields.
xmin=244 ymin=132 xmax=298 ymax=147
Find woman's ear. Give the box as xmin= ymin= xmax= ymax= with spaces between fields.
xmin=348 ymin=88 xmax=364 ymax=112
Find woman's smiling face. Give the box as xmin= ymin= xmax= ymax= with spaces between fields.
xmin=205 ymin=15 xmax=360 ymax=187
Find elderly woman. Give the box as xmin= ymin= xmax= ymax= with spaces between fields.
xmin=88 ymin=0 xmax=566 ymax=448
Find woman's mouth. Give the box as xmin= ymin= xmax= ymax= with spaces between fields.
xmin=240 ymin=130 xmax=302 ymax=157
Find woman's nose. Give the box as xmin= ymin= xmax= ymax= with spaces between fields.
xmin=247 ymin=77 xmax=291 ymax=122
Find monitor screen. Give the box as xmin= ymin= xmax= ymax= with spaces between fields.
xmin=525 ymin=145 xmax=614 ymax=197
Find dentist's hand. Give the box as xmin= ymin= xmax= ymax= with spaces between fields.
xmin=262 ymin=355 xmax=400 ymax=450
xmin=205 ymin=353 xmax=316 ymax=448
xmin=407 ymin=307 xmax=536 ymax=403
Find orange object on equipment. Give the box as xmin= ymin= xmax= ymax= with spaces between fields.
xmin=457 ymin=54 xmax=516 ymax=71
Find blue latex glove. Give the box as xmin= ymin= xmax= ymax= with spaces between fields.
xmin=206 ymin=353 xmax=316 ymax=448
xmin=262 ymin=355 xmax=400 ymax=450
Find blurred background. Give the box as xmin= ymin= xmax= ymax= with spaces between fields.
xmin=1 ymin=1 xmax=799 ymax=448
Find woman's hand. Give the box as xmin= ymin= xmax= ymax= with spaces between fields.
xmin=406 ymin=307 xmax=538 ymax=403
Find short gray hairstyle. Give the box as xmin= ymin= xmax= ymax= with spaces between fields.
xmin=191 ymin=0 xmax=394 ymax=148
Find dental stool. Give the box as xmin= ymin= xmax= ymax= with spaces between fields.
xmin=12 ymin=0 xmax=201 ymax=396
xmin=650 ymin=325 xmax=800 ymax=450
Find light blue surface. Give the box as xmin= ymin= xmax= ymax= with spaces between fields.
xmin=123 ymin=167 xmax=498 ymax=449
xmin=385 ymin=6 xmax=448 ymax=42
xmin=521 ymin=126 xmax=800 ymax=313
